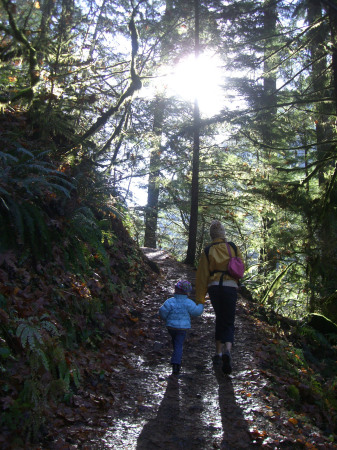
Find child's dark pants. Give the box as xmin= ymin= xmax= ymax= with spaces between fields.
xmin=168 ymin=328 xmax=187 ymax=365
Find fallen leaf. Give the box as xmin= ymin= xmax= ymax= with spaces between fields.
xmin=288 ymin=417 xmax=298 ymax=425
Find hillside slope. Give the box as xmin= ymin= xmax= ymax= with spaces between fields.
xmin=0 ymin=214 xmax=155 ymax=448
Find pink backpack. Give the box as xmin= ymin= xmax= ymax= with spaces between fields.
xmin=225 ymin=242 xmax=245 ymax=279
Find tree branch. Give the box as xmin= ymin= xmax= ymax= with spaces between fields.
xmin=1 ymin=0 xmax=41 ymax=102
xmin=77 ymin=4 xmax=143 ymax=145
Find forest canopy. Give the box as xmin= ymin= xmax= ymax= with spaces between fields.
xmin=1 ymin=0 xmax=337 ymax=323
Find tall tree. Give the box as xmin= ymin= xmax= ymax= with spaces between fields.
xmin=185 ymin=0 xmax=201 ymax=265
xmin=144 ymin=95 xmax=165 ymax=247
xmin=259 ymin=0 xmax=279 ymax=275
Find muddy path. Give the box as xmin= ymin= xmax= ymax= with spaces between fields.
xmin=83 ymin=249 xmax=328 ymax=449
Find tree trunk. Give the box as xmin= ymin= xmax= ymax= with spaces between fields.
xmin=308 ymin=0 xmax=331 ymax=186
xmin=259 ymin=0 xmax=278 ymax=275
xmin=328 ymin=1 xmax=337 ymax=119
xmin=144 ymin=96 xmax=166 ymax=248
xmin=185 ymin=0 xmax=200 ymax=265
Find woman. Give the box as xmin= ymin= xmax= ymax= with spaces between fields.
xmin=195 ymin=220 xmax=244 ymax=374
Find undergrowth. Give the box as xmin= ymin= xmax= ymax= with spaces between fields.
xmin=253 ymin=304 xmax=337 ymax=440
xmin=0 ymin=110 xmax=152 ymax=446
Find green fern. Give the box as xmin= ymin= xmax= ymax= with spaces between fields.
xmin=15 ymin=318 xmax=79 ymax=405
xmin=15 ymin=320 xmax=50 ymax=373
xmin=260 ymin=262 xmax=295 ymax=306
xmin=0 ymin=145 xmax=75 ymax=254
xmin=22 ymin=202 xmax=51 ymax=255
xmin=13 ymin=146 xmax=34 ymax=158
xmin=27 ymin=349 xmax=49 ymax=374
xmin=70 ymin=367 xmax=81 ymax=388
xmin=40 ymin=315 xmax=59 ymax=337
xmin=68 ymin=207 xmax=110 ymax=272
xmin=16 ymin=322 xmax=43 ymax=350
xmin=0 ymin=150 xmax=19 ymax=163
xmin=64 ymin=240 xmax=88 ymax=271
xmin=1 ymin=142 xmax=126 ymax=274
xmin=1 ymin=197 xmax=24 ymax=244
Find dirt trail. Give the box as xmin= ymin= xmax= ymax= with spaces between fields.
xmin=85 ymin=249 xmax=325 ymax=449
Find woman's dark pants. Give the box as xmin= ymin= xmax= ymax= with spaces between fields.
xmin=208 ymin=286 xmax=237 ymax=344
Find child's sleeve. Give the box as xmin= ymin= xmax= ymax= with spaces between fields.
xmin=187 ymin=299 xmax=204 ymax=317
xmin=159 ymin=300 xmax=171 ymax=320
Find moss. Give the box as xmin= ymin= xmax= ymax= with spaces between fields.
xmin=287 ymin=384 xmax=300 ymax=403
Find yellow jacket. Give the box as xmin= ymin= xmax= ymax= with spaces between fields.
xmin=195 ymin=238 xmax=244 ymax=304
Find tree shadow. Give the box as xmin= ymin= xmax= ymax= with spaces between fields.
xmin=213 ymin=367 xmax=253 ymax=449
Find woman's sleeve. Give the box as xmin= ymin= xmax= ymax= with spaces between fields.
xmin=195 ymin=252 xmax=209 ymax=304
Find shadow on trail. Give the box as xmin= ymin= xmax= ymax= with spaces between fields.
xmin=214 ymin=367 xmax=253 ymax=449
xmin=136 ymin=364 xmax=252 ymax=450
xmin=136 ymin=376 xmax=182 ymax=449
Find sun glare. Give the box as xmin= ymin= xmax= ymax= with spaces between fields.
xmin=166 ymin=53 xmax=225 ymax=117
xmin=130 ymin=53 xmax=227 ymax=207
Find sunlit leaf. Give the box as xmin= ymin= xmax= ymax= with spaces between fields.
xmin=288 ymin=417 xmax=298 ymax=425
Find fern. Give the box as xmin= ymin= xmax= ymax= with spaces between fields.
xmin=34 ymin=348 xmax=49 ymax=371
xmin=16 ymin=316 xmax=61 ymax=350
xmin=16 ymin=162 xmax=57 ymax=173
xmin=16 ymin=322 xmax=43 ymax=350
xmin=22 ymin=378 xmax=40 ymax=406
xmin=1 ymin=142 xmax=125 ymax=274
xmin=260 ymin=262 xmax=295 ymax=306
xmin=0 ymin=186 xmax=10 ymax=196
xmin=2 ymin=197 xmax=24 ymax=243
xmin=47 ymin=379 xmax=68 ymax=400
xmin=0 ymin=145 xmax=75 ymax=255
xmin=14 ymin=146 xmax=34 ymax=158
xmin=45 ymin=182 xmax=72 ymax=197
xmin=68 ymin=207 xmax=110 ymax=271
xmin=23 ymin=202 xmax=51 ymax=253
xmin=64 ymin=240 xmax=88 ymax=271
xmin=0 ymin=152 xmax=18 ymax=164
xmin=40 ymin=315 xmax=59 ymax=337
xmin=70 ymin=367 xmax=81 ymax=389
xmin=14 ymin=318 xmax=76 ymax=399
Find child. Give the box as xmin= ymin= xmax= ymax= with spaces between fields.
xmin=159 ymin=280 xmax=204 ymax=375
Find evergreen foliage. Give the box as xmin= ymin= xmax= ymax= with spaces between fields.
xmin=1 ymin=0 xmax=336 ymax=313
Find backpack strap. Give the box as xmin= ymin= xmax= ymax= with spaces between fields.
xmin=227 ymin=241 xmax=237 ymax=256
xmin=204 ymin=239 xmax=226 ymax=261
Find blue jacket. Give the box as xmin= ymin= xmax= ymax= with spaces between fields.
xmin=159 ymin=294 xmax=204 ymax=329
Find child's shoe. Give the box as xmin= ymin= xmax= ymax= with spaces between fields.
xmin=172 ymin=363 xmax=180 ymax=375
xmin=222 ymin=352 xmax=232 ymax=374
